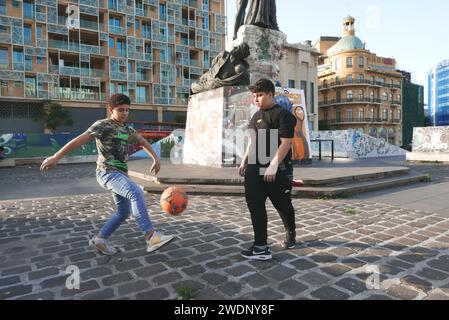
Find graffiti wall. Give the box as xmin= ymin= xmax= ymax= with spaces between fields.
xmin=183 ymin=87 xmax=225 ymax=167
xmin=406 ymin=126 xmax=449 ymax=162
xmin=310 ymin=130 xmax=407 ymax=159
xmin=275 ymin=87 xmax=312 ymax=163
xmin=0 ymin=133 xmax=97 ymax=159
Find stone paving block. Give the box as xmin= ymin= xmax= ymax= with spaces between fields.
xmin=386 ymin=284 xmax=419 ymax=300
xmin=81 ymin=267 xmax=113 ymax=280
xmin=152 ymin=271 xmax=183 ymax=285
xmin=240 ymin=273 xmax=270 ymax=289
xmin=310 ymin=286 xmax=350 ymax=300
xmin=278 ymin=280 xmax=308 ymax=296
xmin=42 ymin=245 xmax=70 ymax=254
xmin=114 ymin=259 xmax=143 ymax=272
xmin=252 ymin=287 xmax=285 ymax=300
xmin=134 ymin=263 xmax=168 ymax=278
xmin=321 ymin=264 xmax=352 ymax=277
xmin=0 ymin=275 xmax=22 ymax=287
xmin=397 ymin=253 xmax=429 ymax=264
xmin=136 ymin=288 xmax=170 ymax=300
xmin=117 ymin=280 xmax=150 ymax=295
xmin=190 ymin=252 xmax=217 ymax=263
xmin=264 ymin=265 xmax=297 ymax=281
xmin=215 ymin=238 xmax=240 ymax=246
xmin=416 ymin=267 xmax=449 ymax=281
xmin=290 ymin=258 xmax=318 ymax=270
xmin=217 ymin=281 xmax=242 ymax=297
xmin=102 ymin=272 xmax=134 ymax=286
xmin=299 ymin=271 xmax=330 ymax=286
xmin=400 ymin=275 xmax=433 ymax=292
xmin=201 ymin=273 xmax=227 ymax=286
xmin=0 ymin=284 xmax=33 ymax=299
xmin=205 ymin=259 xmax=233 ymax=270
xmin=182 ymin=265 xmax=206 ymax=276
xmin=225 ymin=265 xmax=255 ymax=278
xmin=215 ymin=247 xmax=239 ymax=256
xmin=335 ymin=277 xmax=367 ymax=294
xmin=166 ymin=248 xmax=196 ymax=259
xmin=40 ymin=275 xmax=68 ymax=289
xmin=310 ymin=254 xmax=339 ymax=263
xmin=61 ymin=279 xmax=101 ymax=298
xmin=427 ymin=256 xmax=449 ymax=273
xmin=28 ymin=267 xmax=61 ymax=281
xmin=365 ymin=294 xmax=393 ymax=300
xmin=144 ymin=253 xmax=169 ymax=264
xmin=194 ymin=288 xmax=226 ymax=300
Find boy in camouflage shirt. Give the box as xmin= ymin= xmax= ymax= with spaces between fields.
xmin=41 ymin=94 xmax=174 ymax=255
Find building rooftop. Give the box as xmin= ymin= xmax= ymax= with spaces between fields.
xmin=327 ymin=35 xmax=365 ymax=56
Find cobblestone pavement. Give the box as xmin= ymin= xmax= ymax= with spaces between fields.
xmin=1 ymin=193 xmax=449 ymax=300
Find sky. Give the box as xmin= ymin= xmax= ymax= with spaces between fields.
xmin=225 ymin=0 xmax=449 ymax=102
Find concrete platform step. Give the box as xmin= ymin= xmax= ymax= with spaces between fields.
xmin=132 ymin=173 xmax=430 ymax=199
xmin=128 ymin=166 xmax=411 ymax=187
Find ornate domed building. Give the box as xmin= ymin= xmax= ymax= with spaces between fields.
xmin=315 ymin=16 xmax=403 ymax=146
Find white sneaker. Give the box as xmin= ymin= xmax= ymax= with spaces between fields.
xmin=146 ymin=231 xmax=175 ymax=253
xmin=89 ymin=236 xmax=118 ymax=255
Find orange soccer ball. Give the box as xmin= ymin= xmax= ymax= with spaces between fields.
xmin=160 ymin=187 xmax=188 ymax=216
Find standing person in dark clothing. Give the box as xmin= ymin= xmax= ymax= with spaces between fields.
xmin=238 ymin=79 xmax=297 ymax=260
xmin=233 ymin=0 xmax=249 ymax=40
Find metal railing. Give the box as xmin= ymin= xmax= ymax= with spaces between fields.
xmin=319 ymin=98 xmax=382 ymax=106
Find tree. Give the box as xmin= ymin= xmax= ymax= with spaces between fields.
xmin=34 ymin=100 xmax=74 ymax=133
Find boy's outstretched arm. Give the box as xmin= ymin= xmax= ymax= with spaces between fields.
xmin=40 ymin=131 xmax=93 ymax=172
xmin=137 ymin=136 xmax=161 ymax=175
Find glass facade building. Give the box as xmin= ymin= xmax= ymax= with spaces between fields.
xmin=428 ymin=59 xmax=449 ymax=126
xmin=0 ymin=0 xmax=226 ymax=133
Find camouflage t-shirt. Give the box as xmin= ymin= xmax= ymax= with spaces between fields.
xmin=88 ymin=119 xmax=141 ymax=173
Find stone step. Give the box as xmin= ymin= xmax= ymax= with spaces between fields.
xmin=128 ymin=167 xmax=411 ymax=187
xmin=132 ymin=173 xmax=430 ymax=199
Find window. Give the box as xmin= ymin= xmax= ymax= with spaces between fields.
xmin=370 ymin=91 xmax=374 ymax=101
xmin=347 ymin=109 xmax=353 ymax=121
xmin=359 ymin=74 xmax=364 ymax=83
xmin=109 ymin=17 xmax=121 ymax=27
xmin=346 ymin=57 xmax=353 ymax=68
xmin=117 ymin=83 xmax=127 ymax=94
xmin=359 ymin=90 xmax=364 ymax=100
xmin=323 ymin=95 xmax=328 ymax=105
xmin=336 ymin=91 xmax=341 ymax=103
xmin=117 ymin=39 xmax=126 ymax=56
xmin=135 ymin=20 xmax=140 ymax=30
xmin=109 ymin=37 xmax=114 ymax=48
xmin=288 ymin=79 xmax=295 ymax=88
xmin=36 ymin=26 xmax=42 ymax=39
xmin=382 ymin=91 xmax=387 ymax=101
xmin=0 ymin=47 xmax=8 ymax=69
xmin=389 ymin=93 xmax=393 ymax=103
xmin=159 ymin=3 xmax=166 ymax=20
xmin=24 ymin=0 xmax=35 ymax=19
xmin=347 ymin=74 xmax=352 ymax=83
xmin=382 ymin=108 xmax=388 ymax=120
xmin=12 ymin=0 xmax=20 ymax=7
xmin=25 ymin=56 xmax=32 ymax=71
xmin=335 ymin=58 xmax=341 ymax=70
xmin=397 ymin=110 xmax=401 ymax=120
xmin=13 ymin=49 xmax=23 ymax=64
xmin=0 ymin=0 xmax=6 ymax=15
xmin=398 ymin=94 xmax=401 ymax=102
xmin=110 ymin=83 xmax=115 ymax=94
xmin=136 ymin=86 xmax=147 ymax=103
xmin=370 ymin=76 xmax=375 ymax=84
xmin=310 ymin=82 xmax=315 ymax=114
xmin=336 ymin=109 xmax=341 ymax=121
xmin=358 ymin=56 xmax=364 ymax=67
xmin=25 ymin=76 xmax=36 ymax=97
xmin=203 ymin=16 xmax=209 ymax=30
xmin=335 ymin=76 xmax=340 ymax=85
xmin=37 ymin=57 xmax=43 ymax=64
xmin=24 ymin=25 xmax=32 ymax=45
xmin=301 ymin=80 xmax=307 ymax=103
xmin=359 ymin=108 xmax=364 ymax=120
xmin=347 ymin=90 xmax=353 ymax=101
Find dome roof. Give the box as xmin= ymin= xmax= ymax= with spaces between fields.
xmin=327 ymin=36 xmax=365 ymax=56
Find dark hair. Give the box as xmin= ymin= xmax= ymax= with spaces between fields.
xmin=108 ymin=93 xmax=131 ymax=108
xmin=249 ymin=78 xmax=275 ymax=95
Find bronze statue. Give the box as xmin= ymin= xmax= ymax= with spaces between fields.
xmin=233 ymin=0 xmax=249 ymax=40
xmin=233 ymin=0 xmax=279 ymax=40
xmin=191 ymin=42 xmax=250 ymax=94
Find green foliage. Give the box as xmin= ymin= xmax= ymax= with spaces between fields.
xmin=344 ymin=207 xmax=357 ymax=215
xmin=176 ymin=285 xmax=196 ymax=300
xmin=34 ymin=100 xmax=74 ymax=133
xmin=160 ymin=140 xmax=175 ymax=158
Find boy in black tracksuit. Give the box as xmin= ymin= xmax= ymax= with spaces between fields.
xmin=239 ymin=79 xmax=297 ymax=260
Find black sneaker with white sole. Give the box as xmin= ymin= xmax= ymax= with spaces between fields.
xmin=241 ymin=246 xmax=272 ymax=260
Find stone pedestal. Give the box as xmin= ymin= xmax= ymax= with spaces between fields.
xmin=183 ymin=86 xmax=255 ymax=167
xmin=228 ymin=25 xmax=287 ymax=85
xmin=406 ymin=126 xmax=449 ymax=163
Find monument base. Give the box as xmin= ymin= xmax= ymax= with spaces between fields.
xmin=229 ymin=25 xmax=287 ymax=84
xmin=183 ymin=86 xmax=254 ymax=168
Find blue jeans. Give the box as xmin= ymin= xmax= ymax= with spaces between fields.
xmin=96 ymin=170 xmax=154 ymax=239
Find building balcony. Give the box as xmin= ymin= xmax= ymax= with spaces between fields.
xmin=390 ymin=100 xmax=402 ymax=106
xmin=51 ymin=90 xmax=107 ymax=101
xmin=13 ymin=62 xmax=24 ymax=70
xmin=319 ymin=79 xmax=388 ymax=90
xmin=319 ymin=98 xmax=382 ymax=107
xmin=0 ymin=33 xmax=11 ymax=44
xmin=321 ymin=118 xmax=390 ymax=125
xmin=109 ymin=25 xmax=126 ymax=36
xmin=80 ymin=68 xmax=105 ymax=78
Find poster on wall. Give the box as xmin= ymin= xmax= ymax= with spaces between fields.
xmin=275 ymin=87 xmax=312 ymax=164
